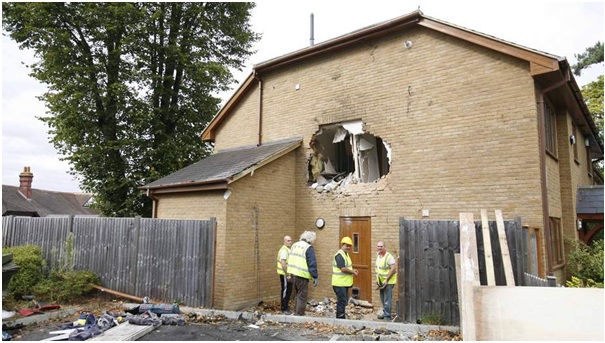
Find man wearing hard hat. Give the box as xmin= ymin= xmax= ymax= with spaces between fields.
xmin=331 ymin=236 xmax=358 ymax=319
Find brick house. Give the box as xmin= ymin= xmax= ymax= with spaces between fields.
xmin=141 ymin=11 xmax=603 ymax=310
xmin=2 ymin=167 xmax=98 ymax=217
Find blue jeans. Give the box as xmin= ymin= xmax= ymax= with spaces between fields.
xmin=380 ymin=284 xmax=394 ymax=319
xmin=332 ymin=286 xmax=349 ymax=319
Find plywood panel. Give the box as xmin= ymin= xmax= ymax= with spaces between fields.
xmin=474 ymin=287 xmax=604 ymax=341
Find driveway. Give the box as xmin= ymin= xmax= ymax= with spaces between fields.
xmin=5 ymin=302 xmax=460 ymax=341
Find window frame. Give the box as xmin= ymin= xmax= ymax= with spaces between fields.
xmin=549 ymin=217 xmax=565 ymax=267
xmin=572 ymin=122 xmax=579 ymax=164
xmin=544 ymin=101 xmax=557 ymax=157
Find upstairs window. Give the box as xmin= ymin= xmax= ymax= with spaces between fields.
xmin=544 ymin=101 xmax=557 ymax=156
xmin=572 ymin=122 xmax=579 ymax=163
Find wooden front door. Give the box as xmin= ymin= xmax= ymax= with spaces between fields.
xmin=339 ymin=217 xmax=372 ymax=301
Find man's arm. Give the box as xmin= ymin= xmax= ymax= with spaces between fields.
xmin=306 ymin=246 xmax=318 ymax=279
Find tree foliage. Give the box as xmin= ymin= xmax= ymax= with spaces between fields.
xmin=566 ymin=238 xmax=604 ymax=288
xmin=572 ymin=41 xmax=604 ymax=76
xmin=2 ymin=3 xmax=260 ymax=216
xmin=582 ymin=75 xmax=604 ymax=144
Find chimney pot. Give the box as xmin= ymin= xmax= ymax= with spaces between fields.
xmin=19 ymin=166 xmax=34 ymax=199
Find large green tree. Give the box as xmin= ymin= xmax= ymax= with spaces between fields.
xmin=3 ymin=3 xmax=260 ymax=216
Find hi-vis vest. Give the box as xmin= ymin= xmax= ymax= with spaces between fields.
xmin=375 ymin=252 xmax=397 ymax=285
xmin=288 ymin=241 xmax=311 ymax=279
xmin=332 ymin=250 xmax=353 ymax=287
xmin=276 ymin=245 xmax=290 ymax=275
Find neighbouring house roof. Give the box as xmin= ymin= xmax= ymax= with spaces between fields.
xmin=200 ymin=10 xmax=603 ymax=159
xmin=142 ymin=137 xmax=302 ymax=194
xmin=576 ymin=185 xmax=604 ymax=215
xmin=2 ymin=185 xmax=98 ymax=217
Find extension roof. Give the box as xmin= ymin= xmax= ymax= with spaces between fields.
xmin=576 ymin=185 xmax=604 ymax=215
xmin=141 ymin=137 xmax=302 ymax=193
xmin=200 ymin=10 xmax=603 ymax=158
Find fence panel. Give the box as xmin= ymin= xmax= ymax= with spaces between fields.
xmin=399 ymin=217 xmax=527 ymax=325
xmin=2 ymin=216 xmax=215 ymax=308
xmin=2 ymin=216 xmax=71 ymax=268
xmin=400 ymin=219 xmax=460 ymax=325
xmin=72 ymin=217 xmax=138 ymax=293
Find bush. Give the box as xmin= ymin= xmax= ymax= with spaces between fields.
xmin=566 ymin=275 xmax=604 ymax=288
xmin=566 ymin=238 xmax=604 ymax=287
xmin=2 ymin=245 xmax=46 ymax=298
xmin=33 ymin=270 xmax=100 ymax=303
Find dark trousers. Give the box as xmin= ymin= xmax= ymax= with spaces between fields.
xmin=292 ymin=276 xmax=309 ymax=315
xmin=332 ymin=286 xmax=349 ymax=319
xmin=279 ymin=274 xmax=293 ymax=311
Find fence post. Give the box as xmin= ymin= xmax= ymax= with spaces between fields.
xmin=547 ymin=276 xmax=557 ymax=287
xmin=130 ymin=216 xmax=141 ymax=295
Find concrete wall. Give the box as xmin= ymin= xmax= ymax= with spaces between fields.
xmin=474 ymin=287 xmax=604 ymax=340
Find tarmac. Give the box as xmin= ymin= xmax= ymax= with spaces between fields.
xmin=4 ymin=303 xmax=460 ymax=340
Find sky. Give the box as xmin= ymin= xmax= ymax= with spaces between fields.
xmin=2 ymin=1 xmax=604 ymax=193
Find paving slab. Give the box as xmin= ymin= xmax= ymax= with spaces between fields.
xmin=90 ymin=322 xmax=155 ymax=341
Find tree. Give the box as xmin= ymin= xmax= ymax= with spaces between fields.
xmin=2 ymin=3 xmax=260 ymax=216
xmin=573 ymin=42 xmax=604 ymax=176
xmin=572 ymin=42 xmax=603 ymax=77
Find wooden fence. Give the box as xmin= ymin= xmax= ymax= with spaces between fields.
xmin=523 ymin=272 xmax=559 ymax=287
xmin=397 ymin=215 xmax=527 ymax=325
xmin=2 ymin=216 xmax=216 ymax=308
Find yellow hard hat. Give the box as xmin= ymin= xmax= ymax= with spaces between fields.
xmin=341 ymin=236 xmax=353 ymax=246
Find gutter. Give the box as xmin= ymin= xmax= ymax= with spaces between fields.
xmin=255 ymin=72 xmax=263 ymax=146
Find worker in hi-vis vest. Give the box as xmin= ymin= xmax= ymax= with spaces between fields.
xmin=332 ymin=236 xmax=358 ymax=319
xmin=375 ymin=241 xmax=397 ymax=320
xmin=276 ymin=235 xmax=293 ymax=315
xmin=287 ymin=231 xmax=318 ymax=316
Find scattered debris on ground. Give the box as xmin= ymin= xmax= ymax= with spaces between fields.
xmin=4 ymin=294 xmax=461 ymax=341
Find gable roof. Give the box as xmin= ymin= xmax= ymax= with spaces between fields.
xmin=577 ymin=185 xmax=604 ymax=215
xmin=142 ymin=137 xmax=302 ymax=194
xmin=2 ymin=185 xmax=98 ymax=217
xmin=201 ymin=10 xmax=603 ymax=158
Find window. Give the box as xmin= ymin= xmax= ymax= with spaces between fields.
xmin=549 ymin=217 xmax=564 ymax=266
xmin=544 ymin=101 xmax=557 ymax=156
xmin=586 ymin=142 xmax=593 ymax=178
xmin=572 ymin=122 xmax=579 ymax=163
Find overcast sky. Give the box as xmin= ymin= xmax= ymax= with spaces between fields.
xmin=2 ymin=1 xmax=603 ymax=193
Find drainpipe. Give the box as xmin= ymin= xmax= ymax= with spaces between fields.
xmin=254 ymin=72 xmax=263 ymax=146
xmin=537 ymin=72 xmax=569 ymax=276
xmin=147 ymin=188 xmax=158 ymax=218
xmin=310 ymin=13 xmax=315 ymax=47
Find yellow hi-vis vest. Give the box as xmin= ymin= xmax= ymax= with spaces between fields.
xmin=375 ymin=252 xmax=397 ymax=285
xmin=332 ymin=249 xmax=353 ymax=287
xmin=288 ymin=241 xmax=311 ymax=279
xmin=276 ymin=245 xmax=290 ymax=275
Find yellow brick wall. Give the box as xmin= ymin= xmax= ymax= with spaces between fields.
xmin=222 ymin=151 xmax=296 ymax=310
xmin=215 ymin=27 xmax=546 ymax=305
xmin=553 ymin=110 xmax=596 ymax=281
xmin=154 ymin=191 xmax=228 ymax=307
xmin=214 ymin=87 xmax=260 ymax=151
xmin=154 ymin=152 xmax=296 ymax=310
